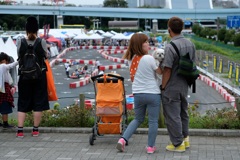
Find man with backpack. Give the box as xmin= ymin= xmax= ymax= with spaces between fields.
xmin=16 ymin=16 xmax=50 ymax=138
xmin=161 ymin=17 xmax=197 ymax=152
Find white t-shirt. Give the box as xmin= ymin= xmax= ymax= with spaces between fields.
xmin=66 ymin=66 xmax=71 ymax=72
xmin=64 ymin=63 xmax=69 ymax=69
xmin=130 ymin=55 xmax=160 ymax=94
xmin=98 ymin=71 xmax=104 ymax=75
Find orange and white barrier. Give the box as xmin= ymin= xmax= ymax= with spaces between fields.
xmin=69 ymin=69 xmax=98 ymax=88
xmin=199 ymin=74 xmax=236 ymax=108
xmin=56 ymin=58 xmax=95 ymax=65
xmin=98 ymin=50 xmax=128 ymax=64
xmin=99 ymin=64 xmax=127 ymax=71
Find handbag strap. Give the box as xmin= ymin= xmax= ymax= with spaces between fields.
xmin=130 ymin=55 xmax=143 ymax=82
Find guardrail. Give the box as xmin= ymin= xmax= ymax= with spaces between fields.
xmin=198 ymin=66 xmax=240 ymax=96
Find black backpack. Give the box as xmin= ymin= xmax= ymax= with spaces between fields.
xmin=18 ymin=38 xmax=45 ymax=80
xmin=170 ymin=41 xmax=199 ymax=93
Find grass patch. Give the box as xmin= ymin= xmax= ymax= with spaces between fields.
xmin=192 ymin=39 xmax=240 ymax=63
xmin=5 ymin=104 xmax=240 ymax=129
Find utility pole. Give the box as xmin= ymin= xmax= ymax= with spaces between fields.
xmin=195 ymin=2 xmax=197 ymax=23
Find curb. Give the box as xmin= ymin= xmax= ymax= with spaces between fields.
xmin=1 ymin=127 xmax=240 ymax=137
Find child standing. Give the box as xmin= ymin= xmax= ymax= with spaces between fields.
xmin=0 ymin=52 xmax=18 ymax=128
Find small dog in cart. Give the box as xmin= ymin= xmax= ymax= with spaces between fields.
xmin=152 ymin=48 xmax=165 ymax=86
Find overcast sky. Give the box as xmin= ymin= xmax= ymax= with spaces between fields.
xmin=16 ymin=0 xmax=104 ymax=5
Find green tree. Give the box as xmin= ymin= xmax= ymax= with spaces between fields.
xmin=65 ymin=4 xmax=77 ymax=7
xmin=63 ymin=16 xmax=91 ymax=29
xmin=103 ymin=0 xmax=128 ymax=8
xmin=192 ymin=24 xmax=202 ymax=36
xmin=0 ymin=1 xmax=9 ymax=5
xmin=217 ymin=28 xmax=226 ymax=42
xmin=138 ymin=5 xmax=162 ymax=8
xmin=2 ymin=22 xmax=8 ymax=31
xmin=233 ymin=33 xmax=240 ymax=47
xmin=15 ymin=16 xmax=27 ymax=30
xmin=209 ymin=29 xmax=217 ymax=40
xmin=199 ymin=28 xmax=208 ymax=38
xmin=224 ymin=29 xmax=235 ymax=44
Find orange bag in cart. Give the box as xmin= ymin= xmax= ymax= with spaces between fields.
xmin=45 ymin=60 xmax=58 ymax=101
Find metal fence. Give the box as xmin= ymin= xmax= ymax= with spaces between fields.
xmin=196 ymin=50 xmax=240 ymax=95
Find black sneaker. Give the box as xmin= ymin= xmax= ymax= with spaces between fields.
xmin=0 ymin=123 xmax=2 ymax=127
xmin=3 ymin=124 xmax=15 ymax=129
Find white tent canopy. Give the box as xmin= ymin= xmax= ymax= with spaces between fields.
xmin=5 ymin=37 xmax=18 ymax=62
xmin=102 ymin=31 xmax=114 ymax=38
xmin=89 ymin=34 xmax=104 ymax=39
xmin=0 ymin=37 xmax=18 ymax=62
xmin=50 ymin=31 xmax=69 ymax=39
xmin=73 ymin=33 xmax=103 ymax=40
xmin=87 ymin=30 xmax=96 ymax=35
xmin=0 ymin=38 xmax=5 ymax=52
xmin=110 ymin=30 xmax=118 ymax=35
xmin=73 ymin=34 xmax=90 ymax=40
xmin=12 ymin=33 xmax=25 ymax=40
xmin=125 ymin=33 xmax=134 ymax=40
xmin=111 ymin=33 xmax=129 ymax=40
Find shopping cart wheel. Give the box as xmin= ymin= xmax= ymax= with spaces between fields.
xmin=89 ymin=134 xmax=95 ymax=145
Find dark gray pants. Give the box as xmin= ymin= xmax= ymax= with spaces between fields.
xmin=162 ymin=90 xmax=189 ymax=146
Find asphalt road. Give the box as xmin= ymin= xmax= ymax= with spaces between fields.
xmin=13 ymin=48 xmax=232 ymax=116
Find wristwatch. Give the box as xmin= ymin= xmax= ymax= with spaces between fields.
xmin=160 ymin=85 xmax=165 ymax=91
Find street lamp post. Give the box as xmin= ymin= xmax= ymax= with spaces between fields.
xmin=145 ymin=19 xmax=148 ymax=31
xmin=195 ymin=2 xmax=197 ymax=23
xmin=53 ymin=12 xmax=55 ymax=29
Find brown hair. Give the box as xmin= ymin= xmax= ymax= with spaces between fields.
xmin=123 ymin=33 xmax=148 ymax=60
xmin=168 ymin=17 xmax=183 ymax=34
xmin=26 ymin=32 xmax=37 ymax=41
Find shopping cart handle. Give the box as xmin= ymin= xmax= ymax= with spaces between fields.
xmin=106 ymin=73 xmax=124 ymax=81
xmin=91 ymin=74 xmax=104 ymax=82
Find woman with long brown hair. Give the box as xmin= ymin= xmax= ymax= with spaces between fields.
xmin=116 ymin=33 xmax=162 ymax=154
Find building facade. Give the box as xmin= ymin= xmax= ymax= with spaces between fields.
xmin=127 ymin=0 xmax=165 ymax=8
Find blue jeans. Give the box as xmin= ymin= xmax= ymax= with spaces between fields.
xmin=122 ymin=93 xmax=161 ymax=147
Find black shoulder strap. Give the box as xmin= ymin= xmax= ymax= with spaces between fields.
xmin=34 ymin=37 xmax=41 ymax=45
xmin=33 ymin=38 xmax=41 ymax=49
xmin=33 ymin=38 xmax=47 ymax=59
xmin=170 ymin=41 xmax=180 ymax=57
xmin=22 ymin=38 xmax=28 ymax=48
xmin=170 ymin=41 xmax=196 ymax=93
xmin=18 ymin=38 xmax=28 ymax=61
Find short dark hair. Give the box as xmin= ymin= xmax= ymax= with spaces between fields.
xmin=25 ymin=16 xmax=38 ymax=33
xmin=0 ymin=52 xmax=10 ymax=62
xmin=168 ymin=17 xmax=183 ymax=34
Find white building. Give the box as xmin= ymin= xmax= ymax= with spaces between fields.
xmin=127 ymin=0 xmax=165 ymax=8
xmin=222 ymin=0 xmax=239 ymax=8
